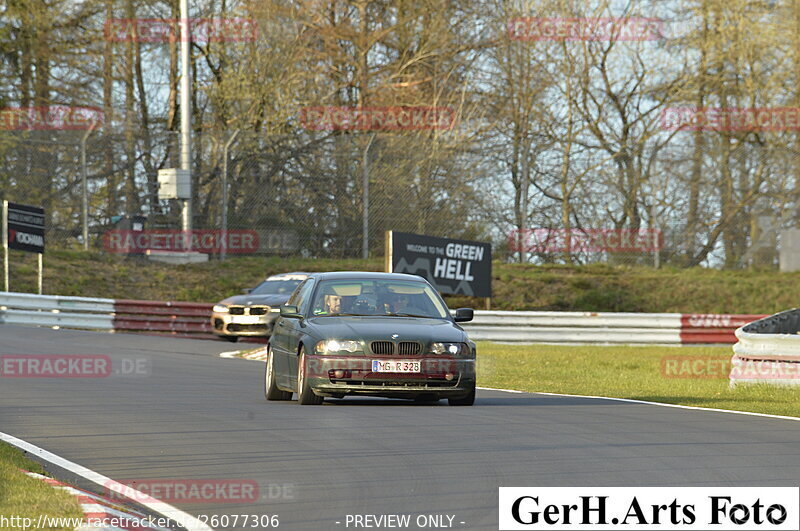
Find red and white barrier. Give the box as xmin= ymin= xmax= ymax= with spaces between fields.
xmin=730 ymin=309 xmax=800 ymax=386
xmin=0 ymin=291 xmax=764 ymax=345
xmin=464 ymin=311 xmax=765 ymax=344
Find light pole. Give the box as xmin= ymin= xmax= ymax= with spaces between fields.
xmin=180 ymin=0 xmax=192 ymax=245
xmin=221 ymin=129 xmax=240 ymax=261
xmin=362 ymin=133 xmax=375 ymax=259
xmin=80 ymin=122 xmax=97 ymax=251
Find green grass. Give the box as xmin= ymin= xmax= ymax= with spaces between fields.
xmin=477 ymin=342 xmax=800 ymax=418
xmin=0 ymin=442 xmax=84 ymax=530
xmin=7 ymin=248 xmax=800 ymax=313
xmin=233 ymin=342 xmax=800 ymax=417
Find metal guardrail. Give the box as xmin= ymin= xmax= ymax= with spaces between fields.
xmin=0 ymin=292 xmax=114 ymax=330
xmin=0 ymin=291 xmax=762 ymax=345
xmin=462 ymin=311 xmax=682 ymax=343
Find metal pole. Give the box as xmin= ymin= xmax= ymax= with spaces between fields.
xmin=362 ymin=133 xmax=375 ymax=260
xmin=81 ymin=123 xmax=97 ymax=251
xmin=37 ymin=253 xmax=42 ymax=294
xmin=221 ymin=130 xmax=240 ymax=261
xmin=651 ymin=204 xmax=660 ymax=269
xmin=180 ymin=0 xmax=192 ymax=247
xmin=2 ymin=200 xmax=7 ymax=292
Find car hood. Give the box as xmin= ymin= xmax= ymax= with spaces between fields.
xmin=305 ymin=316 xmax=467 ymax=344
xmin=217 ymin=294 xmax=289 ymax=307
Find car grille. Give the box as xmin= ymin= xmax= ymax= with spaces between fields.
xmin=398 ymin=342 xmax=421 ymax=355
xmin=371 ymin=341 xmax=394 ymax=355
xmin=227 ymin=305 xmax=270 ymax=316
xmin=369 ymin=341 xmax=422 ymax=355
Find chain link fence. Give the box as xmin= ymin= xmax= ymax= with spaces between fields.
xmin=0 ymin=125 xmax=785 ymax=269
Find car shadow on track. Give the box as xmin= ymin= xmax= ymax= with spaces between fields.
xmin=317 ymin=395 xmax=614 ymax=407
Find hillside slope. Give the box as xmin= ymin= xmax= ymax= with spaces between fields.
xmin=5 ymin=249 xmax=797 ymax=313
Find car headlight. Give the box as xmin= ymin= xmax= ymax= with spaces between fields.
xmin=430 ymin=342 xmax=468 ymax=355
xmin=269 ymin=307 xmax=281 ymax=313
xmin=213 ymin=304 xmax=229 ymax=313
xmin=315 ymin=339 xmax=363 ymax=354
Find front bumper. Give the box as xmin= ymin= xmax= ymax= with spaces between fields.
xmin=304 ymin=355 xmax=476 ymax=398
xmin=211 ymin=312 xmax=278 ymax=337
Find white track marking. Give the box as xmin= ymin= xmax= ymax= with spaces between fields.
xmin=218 ymin=350 xmax=243 ymax=358
xmin=478 ymin=386 xmax=800 ymax=422
xmin=0 ymin=432 xmax=212 ymax=531
xmin=477 ymin=386 xmax=523 ymax=393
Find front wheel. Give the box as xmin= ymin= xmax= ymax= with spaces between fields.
xmin=265 ymin=347 xmax=291 ymax=401
xmin=297 ymin=347 xmax=323 ymax=405
xmin=448 ymin=385 xmax=475 ymax=406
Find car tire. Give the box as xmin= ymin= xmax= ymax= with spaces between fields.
xmin=297 ymin=347 xmax=323 ymax=405
xmin=448 ymin=385 xmax=475 ymax=406
xmin=265 ymin=347 xmax=291 ymax=401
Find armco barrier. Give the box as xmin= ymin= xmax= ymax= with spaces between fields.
xmin=463 ymin=311 xmax=683 ymax=344
xmin=731 ymin=309 xmax=800 ymax=386
xmin=680 ymin=313 xmax=766 ymax=344
xmin=0 ymin=292 xmax=114 ymax=330
xmin=0 ymin=291 xmax=763 ymax=345
xmin=113 ymin=299 xmax=213 ymax=334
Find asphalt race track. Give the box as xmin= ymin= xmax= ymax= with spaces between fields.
xmin=2 ymin=324 xmax=800 ymax=530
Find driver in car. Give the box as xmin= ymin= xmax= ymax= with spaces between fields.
xmin=313 ymin=291 xmax=343 ymax=315
xmin=325 ymin=294 xmax=342 ymax=314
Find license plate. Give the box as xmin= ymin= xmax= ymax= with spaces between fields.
xmin=232 ymin=315 xmax=261 ymax=324
xmin=372 ymin=360 xmax=421 ymax=373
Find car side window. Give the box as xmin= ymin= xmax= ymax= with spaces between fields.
xmin=289 ymin=280 xmax=315 ymax=314
xmin=286 ymin=280 xmax=306 ymax=306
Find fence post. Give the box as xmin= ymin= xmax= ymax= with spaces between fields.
xmin=80 ymin=122 xmax=97 ymax=251
xmin=221 ymin=130 xmax=240 ymax=261
xmin=362 ymin=133 xmax=375 ymax=260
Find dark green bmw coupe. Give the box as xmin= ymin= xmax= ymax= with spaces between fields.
xmin=264 ymin=271 xmax=476 ymax=406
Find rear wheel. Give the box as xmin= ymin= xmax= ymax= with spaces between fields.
xmin=297 ymin=347 xmax=323 ymax=405
xmin=265 ymin=347 xmax=291 ymax=401
xmin=448 ymin=385 xmax=475 ymax=406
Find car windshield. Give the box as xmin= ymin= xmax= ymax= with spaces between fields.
xmin=250 ymin=279 xmax=303 ymax=295
xmin=310 ymin=279 xmax=449 ymax=319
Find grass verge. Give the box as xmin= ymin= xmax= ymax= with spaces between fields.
xmin=477 ymin=342 xmax=800 ymax=418
xmin=231 ymin=343 xmax=800 ymax=418
xmin=0 ymin=442 xmax=84 ymax=529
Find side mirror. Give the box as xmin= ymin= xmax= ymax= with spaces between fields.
xmin=454 ymin=308 xmax=474 ymax=323
xmin=242 ymin=288 xmax=252 ymax=294
xmin=280 ymin=305 xmax=302 ymax=319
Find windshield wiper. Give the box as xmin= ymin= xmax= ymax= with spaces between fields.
xmin=385 ymin=312 xmax=434 ymax=319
